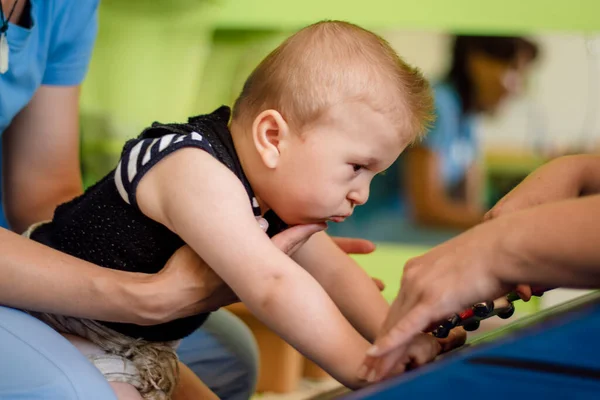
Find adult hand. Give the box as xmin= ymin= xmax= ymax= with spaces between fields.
xmin=331 ymin=236 xmax=384 ymax=291
xmin=359 ymin=218 xmax=520 ymax=381
xmin=485 ymin=156 xmax=583 ymax=221
xmin=332 ymin=237 xmax=376 ymax=254
xmin=139 ymin=223 xmax=327 ymax=325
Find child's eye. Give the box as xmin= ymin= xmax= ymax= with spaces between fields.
xmin=352 ymin=164 xmax=364 ymax=172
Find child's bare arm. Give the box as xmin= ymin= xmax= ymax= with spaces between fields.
xmin=135 ymin=149 xmax=370 ymax=388
xmin=292 ymin=232 xmax=389 ymax=342
xmin=293 ymin=233 xmax=466 ymax=374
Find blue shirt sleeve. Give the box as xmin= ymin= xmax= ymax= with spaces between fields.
xmin=423 ymin=84 xmax=458 ymax=153
xmin=422 ymin=83 xmax=479 ymax=188
xmin=42 ymin=0 xmax=99 ymax=86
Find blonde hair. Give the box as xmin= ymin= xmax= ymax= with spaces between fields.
xmin=232 ymin=20 xmax=434 ymax=141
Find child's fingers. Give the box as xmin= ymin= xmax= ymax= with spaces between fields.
xmin=388 ymin=361 xmax=409 ymax=378
xmin=366 ymin=303 xmax=432 ymax=358
xmin=358 ymin=353 xmax=381 ymax=380
xmin=371 ymin=347 xmax=410 ymax=382
xmin=358 ymin=347 xmax=407 ymax=383
xmin=516 ymin=284 xmax=532 ymax=302
xmin=435 ymin=327 xmax=467 ymax=353
xmin=361 ymin=334 xmax=444 ymax=382
xmin=406 ymin=334 xmax=442 ymax=368
xmin=270 ymin=223 xmax=327 ymax=256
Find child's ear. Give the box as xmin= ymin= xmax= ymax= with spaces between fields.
xmin=251 ymin=109 xmax=290 ymax=169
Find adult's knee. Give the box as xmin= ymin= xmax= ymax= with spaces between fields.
xmin=0 ymin=307 xmax=116 ymax=400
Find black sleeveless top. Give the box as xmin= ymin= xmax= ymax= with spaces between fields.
xmin=30 ymin=107 xmax=287 ymax=341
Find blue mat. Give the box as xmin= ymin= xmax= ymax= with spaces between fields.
xmin=342 ymin=291 xmax=600 ymax=399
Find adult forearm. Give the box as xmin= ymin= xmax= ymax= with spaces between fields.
xmin=498 ymin=195 xmax=600 ymax=288
xmin=0 ymin=228 xmax=152 ymax=324
xmin=6 ymin=185 xmax=82 ymax=233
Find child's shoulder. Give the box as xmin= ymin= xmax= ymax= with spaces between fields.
xmin=140 ymin=106 xmax=231 ymax=141
xmin=114 ymin=106 xmax=259 ymax=211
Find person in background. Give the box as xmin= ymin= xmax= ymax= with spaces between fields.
xmin=404 ymin=35 xmax=539 ymax=229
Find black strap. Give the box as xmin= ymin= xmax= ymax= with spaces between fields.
xmin=0 ymin=0 xmax=20 ymax=34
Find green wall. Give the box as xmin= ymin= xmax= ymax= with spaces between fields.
xmin=79 ymin=0 xmax=600 ymax=183
xmin=214 ymin=0 xmax=600 ymax=33
xmin=82 ymin=0 xmax=600 ymax=123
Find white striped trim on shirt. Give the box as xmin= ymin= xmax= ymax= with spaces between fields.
xmin=114 ymin=131 xmax=206 ymax=205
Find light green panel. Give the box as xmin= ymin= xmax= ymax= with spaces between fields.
xmin=352 ymin=243 xmax=427 ymax=303
xmin=81 ymin=0 xmax=600 ymax=131
xmin=215 ymin=0 xmax=600 ymax=33
xmin=194 ymin=30 xmax=286 ymax=113
xmin=79 ymin=2 xmax=222 ymax=184
xmin=80 ymin=3 xmax=220 ymax=125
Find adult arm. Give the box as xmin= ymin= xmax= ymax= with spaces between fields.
xmin=0 ymin=226 xmax=169 ymax=324
xmin=362 ymin=194 xmax=600 ymax=381
xmin=2 ymin=86 xmax=83 ymax=232
xmin=486 ymin=154 xmax=600 ymax=220
xmin=2 ymin=0 xmax=98 ymax=232
xmin=0 ymin=221 xmax=322 ymax=325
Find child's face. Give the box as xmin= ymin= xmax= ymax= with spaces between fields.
xmin=263 ymin=101 xmax=409 ymax=225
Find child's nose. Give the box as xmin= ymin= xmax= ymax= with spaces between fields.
xmin=348 ymin=186 xmax=370 ymax=206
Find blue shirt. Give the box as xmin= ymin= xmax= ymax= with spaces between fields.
xmin=423 ymin=82 xmax=479 ymax=190
xmin=0 ymin=0 xmax=98 ymax=227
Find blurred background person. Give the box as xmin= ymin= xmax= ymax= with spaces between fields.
xmin=405 ymin=35 xmax=539 ymax=229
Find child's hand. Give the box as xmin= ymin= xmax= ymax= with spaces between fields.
xmin=435 ymin=326 xmax=467 ymax=353
xmin=354 ymin=218 xmax=522 ymax=383
xmin=359 ymin=329 xmax=467 ymax=383
xmin=515 ymin=284 xmax=533 ymax=301
xmin=358 ymin=333 xmax=442 ymax=383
